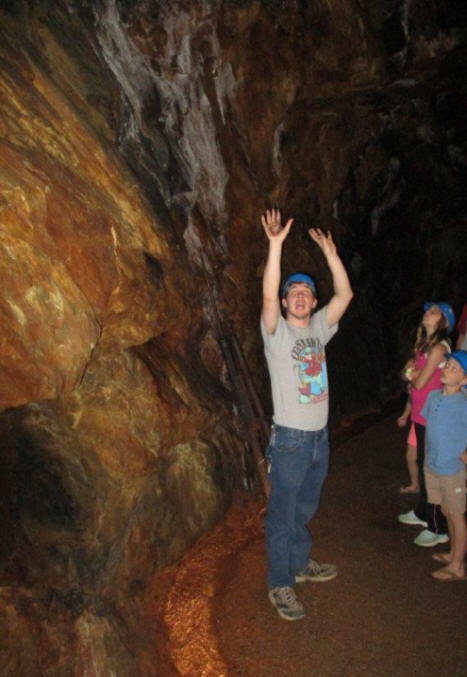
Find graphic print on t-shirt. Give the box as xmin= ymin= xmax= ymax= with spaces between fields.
xmin=291 ymin=337 xmax=328 ymax=404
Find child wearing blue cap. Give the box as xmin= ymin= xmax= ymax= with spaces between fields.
xmin=422 ymin=350 xmax=467 ymax=581
xmin=398 ymin=301 xmax=455 ymax=546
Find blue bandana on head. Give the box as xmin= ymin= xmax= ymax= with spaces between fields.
xmin=445 ymin=350 xmax=467 ymax=375
xmin=281 ymin=273 xmax=316 ymax=299
xmin=423 ymin=301 xmax=456 ymax=334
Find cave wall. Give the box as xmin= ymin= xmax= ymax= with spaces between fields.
xmin=1 ymin=0 xmax=466 ymax=673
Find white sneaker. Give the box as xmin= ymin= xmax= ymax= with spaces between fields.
xmin=268 ymin=586 xmax=306 ymax=621
xmin=413 ymin=529 xmax=449 ymax=547
xmin=295 ymin=559 xmax=338 ymax=583
xmin=398 ymin=510 xmax=428 ymax=527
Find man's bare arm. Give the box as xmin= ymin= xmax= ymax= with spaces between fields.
xmin=261 ymin=209 xmax=293 ymax=334
xmin=308 ymin=228 xmax=353 ymax=328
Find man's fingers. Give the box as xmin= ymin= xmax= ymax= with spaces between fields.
xmin=309 ymin=227 xmax=333 ymax=242
xmin=267 ymin=208 xmax=280 ymax=220
xmin=262 ymin=208 xmax=289 ymax=234
xmin=261 ymin=210 xmax=294 ymax=241
xmin=261 ymin=211 xmax=275 ymax=229
xmin=271 ymin=208 xmax=282 ymax=228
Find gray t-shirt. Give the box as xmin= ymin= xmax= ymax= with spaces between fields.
xmin=261 ymin=308 xmax=338 ymax=431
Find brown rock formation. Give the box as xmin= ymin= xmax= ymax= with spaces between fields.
xmin=0 ymin=0 xmax=466 ymax=673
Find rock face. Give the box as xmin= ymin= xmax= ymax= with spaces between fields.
xmin=0 ymin=1 xmax=466 ymax=673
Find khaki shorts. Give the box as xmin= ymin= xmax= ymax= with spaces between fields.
xmin=425 ymin=466 xmax=466 ymax=515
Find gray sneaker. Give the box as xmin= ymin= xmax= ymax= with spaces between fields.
xmin=413 ymin=529 xmax=449 ymax=547
xmin=295 ymin=559 xmax=338 ymax=583
xmin=268 ymin=586 xmax=306 ymax=621
xmin=398 ymin=510 xmax=428 ymax=527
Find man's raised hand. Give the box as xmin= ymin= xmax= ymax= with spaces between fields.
xmin=308 ymin=227 xmax=337 ymax=258
xmin=261 ymin=208 xmax=294 ymax=243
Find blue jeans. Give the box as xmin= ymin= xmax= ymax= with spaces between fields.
xmin=266 ymin=424 xmax=330 ymax=589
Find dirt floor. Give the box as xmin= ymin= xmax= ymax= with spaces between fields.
xmin=153 ymin=414 xmax=467 ymax=677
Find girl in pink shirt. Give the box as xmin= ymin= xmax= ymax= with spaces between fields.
xmin=398 ymin=302 xmax=455 ymax=547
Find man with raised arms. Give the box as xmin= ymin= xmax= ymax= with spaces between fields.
xmin=261 ymin=208 xmax=353 ymax=621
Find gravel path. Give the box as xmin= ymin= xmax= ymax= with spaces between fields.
xmin=213 ymin=415 xmax=467 ymax=677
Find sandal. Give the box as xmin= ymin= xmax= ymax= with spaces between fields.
xmin=432 ymin=567 xmax=467 ymax=582
xmin=432 ymin=553 xmax=451 ymax=564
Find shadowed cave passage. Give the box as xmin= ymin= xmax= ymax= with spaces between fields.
xmin=0 ymin=1 xmax=467 ymax=675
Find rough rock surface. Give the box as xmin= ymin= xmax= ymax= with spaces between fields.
xmin=0 ymin=1 xmax=466 ymax=673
